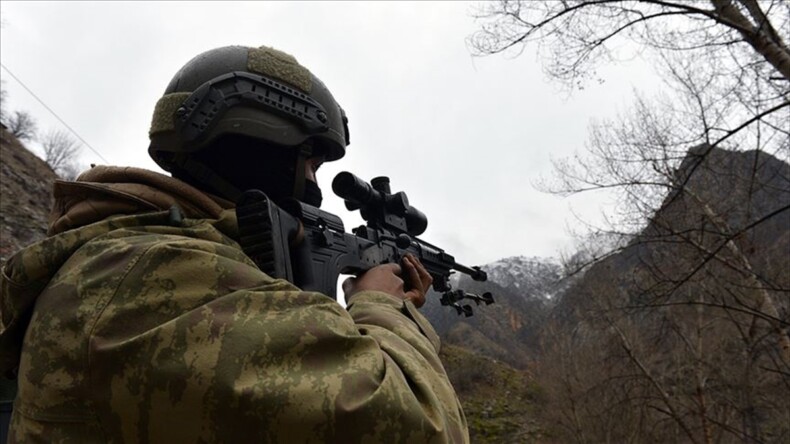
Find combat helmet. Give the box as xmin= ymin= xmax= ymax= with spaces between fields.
xmin=148 ymin=45 xmax=349 ymax=201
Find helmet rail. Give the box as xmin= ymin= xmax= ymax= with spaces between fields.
xmin=175 ymin=71 xmax=331 ymax=147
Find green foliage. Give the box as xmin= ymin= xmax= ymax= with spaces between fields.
xmin=440 ymin=344 xmax=549 ymax=443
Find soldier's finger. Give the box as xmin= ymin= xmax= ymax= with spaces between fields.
xmin=405 ymin=254 xmax=432 ymax=291
xmin=385 ymin=262 xmax=403 ymax=276
xmin=342 ymin=276 xmax=357 ymax=296
xmin=403 ymin=256 xmax=422 ymax=289
xmin=412 ymin=257 xmax=433 ymax=290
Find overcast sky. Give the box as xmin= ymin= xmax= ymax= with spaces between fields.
xmin=0 ymin=1 xmax=662 ymax=267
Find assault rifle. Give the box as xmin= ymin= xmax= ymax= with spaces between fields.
xmin=236 ymin=172 xmax=494 ymax=316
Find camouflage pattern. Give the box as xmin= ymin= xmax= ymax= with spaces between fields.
xmin=0 ymin=167 xmax=468 ymax=443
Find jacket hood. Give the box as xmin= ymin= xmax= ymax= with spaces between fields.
xmin=49 ymin=165 xmax=234 ymax=235
xmin=1 ymin=166 xmax=237 ymax=377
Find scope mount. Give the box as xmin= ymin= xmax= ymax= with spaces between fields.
xmin=332 ymin=171 xmax=495 ymax=316
xmin=440 ymin=290 xmax=495 ymax=317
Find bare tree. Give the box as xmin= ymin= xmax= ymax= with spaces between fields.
xmin=41 ymin=129 xmax=82 ymax=179
xmin=5 ymin=110 xmax=38 ymax=141
xmin=542 ymin=196 xmax=790 ymax=442
xmin=470 ymin=1 xmax=789 ymax=164
xmin=538 ymin=97 xmax=790 ymax=442
xmin=57 ymin=162 xmax=84 ymax=181
xmin=470 ymin=2 xmax=790 ymax=442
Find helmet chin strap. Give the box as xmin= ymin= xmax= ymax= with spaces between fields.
xmin=292 ymin=144 xmax=313 ymax=201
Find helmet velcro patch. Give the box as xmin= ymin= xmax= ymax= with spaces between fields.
xmin=150 ymin=92 xmax=191 ymax=135
xmin=248 ymin=46 xmax=312 ymax=93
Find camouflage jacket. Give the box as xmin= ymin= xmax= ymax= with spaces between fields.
xmin=0 ymin=166 xmax=468 ymax=443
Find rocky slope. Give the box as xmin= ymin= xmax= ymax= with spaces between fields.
xmin=0 ymin=126 xmax=58 ymax=266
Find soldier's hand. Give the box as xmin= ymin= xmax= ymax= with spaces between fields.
xmin=343 ymin=254 xmax=433 ymax=307
xmin=401 ymin=253 xmax=433 ymax=307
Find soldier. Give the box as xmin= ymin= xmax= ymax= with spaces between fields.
xmin=0 ymin=45 xmax=468 ymax=442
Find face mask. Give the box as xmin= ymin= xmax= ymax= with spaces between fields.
xmin=302 ymin=180 xmax=323 ymax=208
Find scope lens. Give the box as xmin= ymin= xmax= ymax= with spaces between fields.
xmin=405 ymin=208 xmax=428 ymax=236
xmin=332 ymin=172 xmax=377 ymax=205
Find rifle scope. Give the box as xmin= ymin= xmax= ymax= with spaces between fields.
xmin=332 ymin=172 xmax=428 ymax=236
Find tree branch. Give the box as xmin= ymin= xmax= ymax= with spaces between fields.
xmin=712 ymin=0 xmax=790 ymax=80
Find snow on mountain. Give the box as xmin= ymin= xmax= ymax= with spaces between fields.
xmin=482 ymin=256 xmax=565 ymax=300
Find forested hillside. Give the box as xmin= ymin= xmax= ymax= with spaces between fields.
xmin=537 ymin=147 xmax=790 ymax=442
xmin=424 ymin=146 xmax=790 ymax=443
